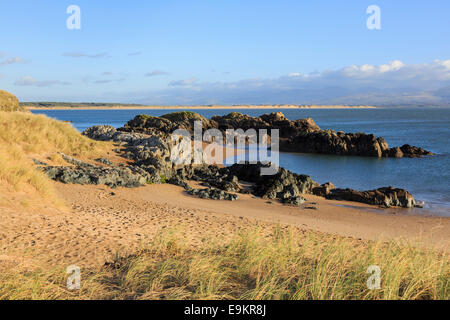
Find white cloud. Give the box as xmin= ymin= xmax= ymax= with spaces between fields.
xmin=135 ymin=60 xmax=450 ymax=105
xmin=145 ymin=70 xmax=169 ymax=77
xmin=15 ymin=76 xmax=70 ymax=87
xmin=93 ymin=78 xmax=125 ymax=84
xmin=435 ymin=59 xmax=450 ymax=69
xmin=63 ymin=52 xmax=109 ymax=59
xmin=168 ymin=78 xmax=198 ymax=87
xmin=83 ymin=72 xmax=127 ymax=84
xmin=0 ymin=56 xmax=29 ymax=65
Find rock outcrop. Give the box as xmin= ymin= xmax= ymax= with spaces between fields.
xmin=283 ymin=196 xmax=307 ymax=206
xmin=223 ymin=163 xmax=319 ymax=199
xmin=73 ymin=118 xmax=422 ymax=208
xmin=83 ymin=125 xmax=173 ymax=183
xmin=313 ymin=182 xmax=336 ymax=197
xmin=119 ymin=112 xmax=213 ymax=135
xmin=41 ymin=153 xmax=150 ymax=188
xmin=326 ymin=187 xmax=416 ymax=208
xmin=120 ymin=111 xmax=432 ymax=158
xmin=211 ymin=112 xmax=433 ymax=158
xmin=187 ymin=188 xmax=238 ymax=201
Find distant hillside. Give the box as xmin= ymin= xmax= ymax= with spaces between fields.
xmin=21 ymin=102 xmax=143 ymax=108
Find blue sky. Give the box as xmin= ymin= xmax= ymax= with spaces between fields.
xmin=0 ymin=0 xmax=449 ymax=105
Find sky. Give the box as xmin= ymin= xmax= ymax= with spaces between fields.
xmin=0 ymin=0 xmax=449 ymax=105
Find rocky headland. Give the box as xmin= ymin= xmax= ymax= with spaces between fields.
xmin=118 ymin=111 xmax=433 ymax=158
xmin=35 ymin=115 xmax=419 ymax=209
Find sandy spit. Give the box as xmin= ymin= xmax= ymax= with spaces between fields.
xmin=25 ymin=105 xmax=377 ymax=111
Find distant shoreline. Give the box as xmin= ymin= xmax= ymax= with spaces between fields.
xmin=25 ymin=104 xmax=377 ymax=110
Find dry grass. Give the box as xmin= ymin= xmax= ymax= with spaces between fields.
xmin=0 ymin=111 xmax=112 ymax=206
xmin=1 ymin=227 xmax=448 ymax=300
xmin=0 ymin=90 xmax=24 ymax=112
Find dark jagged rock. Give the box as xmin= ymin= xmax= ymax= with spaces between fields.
xmin=399 ymin=144 xmax=433 ymax=158
xmin=33 ymin=159 xmax=47 ymax=166
xmin=121 ymin=111 xmax=432 ymax=158
xmin=192 ymin=165 xmax=241 ymax=192
xmin=41 ymin=154 xmax=150 ymax=188
xmin=283 ymin=196 xmax=306 ymax=206
xmin=187 ymin=187 xmax=238 ymax=201
xmin=95 ymin=158 xmax=113 ymax=166
xmin=120 ymin=115 xmax=175 ymax=135
xmin=212 ymin=111 xmax=320 ymax=138
xmin=225 ymin=163 xmax=319 ymax=200
xmin=326 ymin=186 xmax=416 ymax=208
xmin=313 ymin=182 xmax=336 ymax=197
xmin=211 ymin=112 xmax=432 ymax=158
xmin=82 ymin=125 xmax=117 ymax=141
xmin=83 ymin=125 xmax=173 ymax=183
xmin=83 ymin=125 xmax=168 ymax=147
xmin=119 ymin=112 xmax=213 ymax=135
xmin=167 ymin=175 xmax=192 ymax=191
xmin=79 ymin=121 xmax=421 ymax=208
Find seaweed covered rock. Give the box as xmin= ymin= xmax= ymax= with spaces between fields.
xmin=120 ymin=111 xmax=213 ymax=135
xmin=161 ymin=111 xmax=212 ymax=132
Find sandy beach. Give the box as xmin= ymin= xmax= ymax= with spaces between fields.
xmin=1 ymin=179 xmax=448 ymax=271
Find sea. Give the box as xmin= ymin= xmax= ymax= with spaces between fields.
xmin=31 ymin=108 xmax=450 ymax=217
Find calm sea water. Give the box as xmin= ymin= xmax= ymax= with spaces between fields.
xmin=31 ymin=108 xmax=450 ymax=216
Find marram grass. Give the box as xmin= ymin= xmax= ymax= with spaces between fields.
xmin=1 ymin=227 xmax=448 ymax=300
xmin=0 ymin=111 xmax=111 ymax=206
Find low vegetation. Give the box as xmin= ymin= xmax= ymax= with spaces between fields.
xmin=0 ymin=90 xmax=24 ymax=112
xmin=0 ymin=109 xmax=111 ymax=206
xmin=0 ymin=227 xmax=448 ymax=300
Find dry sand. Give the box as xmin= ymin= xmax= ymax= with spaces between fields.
xmin=1 ymin=181 xmax=448 ymax=271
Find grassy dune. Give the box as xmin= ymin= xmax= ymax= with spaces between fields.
xmin=0 ymin=90 xmax=24 ymax=112
xmin=0 ymin=227 xmax=448 ymax=300
xmin=0 ymin=111 xmax=111 ymax=207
